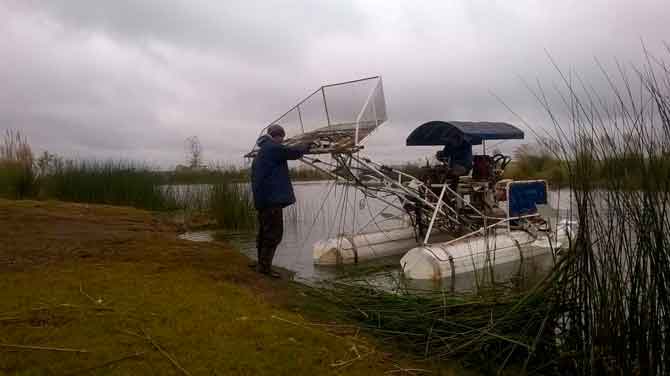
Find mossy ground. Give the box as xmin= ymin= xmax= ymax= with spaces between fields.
xmin=0 ymin=199 xmax=462 ymax=375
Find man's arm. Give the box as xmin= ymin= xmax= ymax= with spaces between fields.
xmin=279 ymin=143 xmax=310 ymax=161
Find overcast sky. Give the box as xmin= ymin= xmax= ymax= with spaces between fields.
xmin=1 ymin=0 xmax=669 ymax=168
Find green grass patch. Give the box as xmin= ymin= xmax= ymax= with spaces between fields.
xmin=0 ymin=262 xmax=410 ymax=375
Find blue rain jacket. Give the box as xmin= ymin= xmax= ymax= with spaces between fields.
xmin=444 ymin=142 xmax=473 ymax=171
xmin=251 ymin=135 xmax=308 ymax=210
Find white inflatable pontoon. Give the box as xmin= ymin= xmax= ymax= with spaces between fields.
xmin=400 ymin=219 xmax=577 ymax=280
xmin=313 ymin=226 xmax=446 ymax=265
xmin=400 ymin=179 xmax=577 ymax=280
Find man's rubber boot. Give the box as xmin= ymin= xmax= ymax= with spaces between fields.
xmin=256 ymin=265 xmax=280 ymax=279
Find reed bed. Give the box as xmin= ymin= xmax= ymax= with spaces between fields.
xmin=40 ymin=160 xmax=177 ymax=211
xmin=209 ymin=183 xmax=256 ymax=230
xmin=0 ymin=130 xmax=36 ymax=199
xmin=0 ymin=160 xmax=36 ymax=199
xmin=311 ymin=267 xmax=564 ymax=374
xmin=503 ymin=141 xmax=670 ymax=189
xmin=166 ymin=164 xmax=249 ymax=184
xmin=164 ymin=164 xmax=329 ymax=185
xmin=0 ymin=139 xmax=258 ymax=228
xmin=160 ymin=183 xmax=256 ymax=230
xmin=39 ymin=163 xmax=258 ymax=229
xmin=511 ymin=48 xmax=670 ymax=374
xmin=504 ymin=143 xmax=569 ymax=187
xmin=163 ymin=184 xmax=212 ymax=212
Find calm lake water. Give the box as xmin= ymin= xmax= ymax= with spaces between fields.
xmin=179 ymin=181 xmax=574 ymax=291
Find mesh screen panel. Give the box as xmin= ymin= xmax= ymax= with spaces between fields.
xmin=249 ymin=76 xmax=387 ymax=154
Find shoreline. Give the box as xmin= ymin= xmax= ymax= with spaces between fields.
xmin=0 ymin=199 xmax=462 ymax=375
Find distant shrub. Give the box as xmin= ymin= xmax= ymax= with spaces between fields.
xmin=505 ymin=143 xmax=569 ymax=187
xmin=0 ymin=130 xmax=36 ymax=199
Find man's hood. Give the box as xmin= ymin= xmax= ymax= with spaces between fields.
xmin=256 ymin=134 xmax=273 ymax=147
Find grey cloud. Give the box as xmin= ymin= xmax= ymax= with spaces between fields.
xmin=14 ymin=0 xmax=365 ymax=64
xmin=1 ymin=0 xmax=669 ymax=167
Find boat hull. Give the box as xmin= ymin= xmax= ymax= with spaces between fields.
xmin=400 ymin=221 xmax=577 ymax=280
xmin=314 ymin=227 xmax=439 ymax=265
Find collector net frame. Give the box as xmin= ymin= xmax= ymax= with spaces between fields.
xmin=247 ymin=76 xmax=387 ymax=155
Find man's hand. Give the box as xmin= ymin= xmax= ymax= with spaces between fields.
xmin=297 ymin=141 xmax=319 ymax=153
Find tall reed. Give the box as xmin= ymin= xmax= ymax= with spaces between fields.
xmin=0 ymin=130 xmax=36 ymax=199
xmin=164 ymin=166 xmax=328 ymax=185
xmin=41 ymin=160 xmax=177 ymax=210
xmin=167 ymin=164 xmax=249 ymax=184
xmin=522 ymin=48 xmax=670 ymax=375
xmin=209 ymin=183 xmax=256 ymax=230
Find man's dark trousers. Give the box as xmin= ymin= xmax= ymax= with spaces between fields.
xmin=256 ymin=207 xmax=283 ymax=273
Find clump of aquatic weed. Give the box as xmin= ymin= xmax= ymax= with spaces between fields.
xmin=309 ymin=267 xmax=564 ymax=375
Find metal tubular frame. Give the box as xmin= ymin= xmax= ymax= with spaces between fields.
xmin=423 ymin=180 xmax=449 ymax=245
xmin=321 ymin=87 xmax=332 ymax=127
xmin=354 ymin=79 xmax=381 ymax=145
xmin=246 ymin=76 xmax=559 ymax=272
xmin=301 ymin=151 xmax=467 ymax=242
xmin=299 ymin=155 xmax=408 ymax=216
xmin=297 ymin=105 xmax=304 ymax=133
xmin=247 ymin=76 xmax=384 ymax=155
xmin=352 ymin=155 xmax=460 ymax=224
xmin=303 ymin=149 xmax=541 ymax=250
xmin=360 ymin=157 xmax=461 ymax=219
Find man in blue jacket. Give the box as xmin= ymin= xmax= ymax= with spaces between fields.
xmin=445 ymin=138 xmax=472 ymax=177
xmin=251 ymin=124 xmax=309 ymax=278
xmin=436 ymin=135 xmax=473 ymax=177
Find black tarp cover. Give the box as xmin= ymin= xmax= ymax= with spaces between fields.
xmin=406 ymin=121 xmax=524 ymax=146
